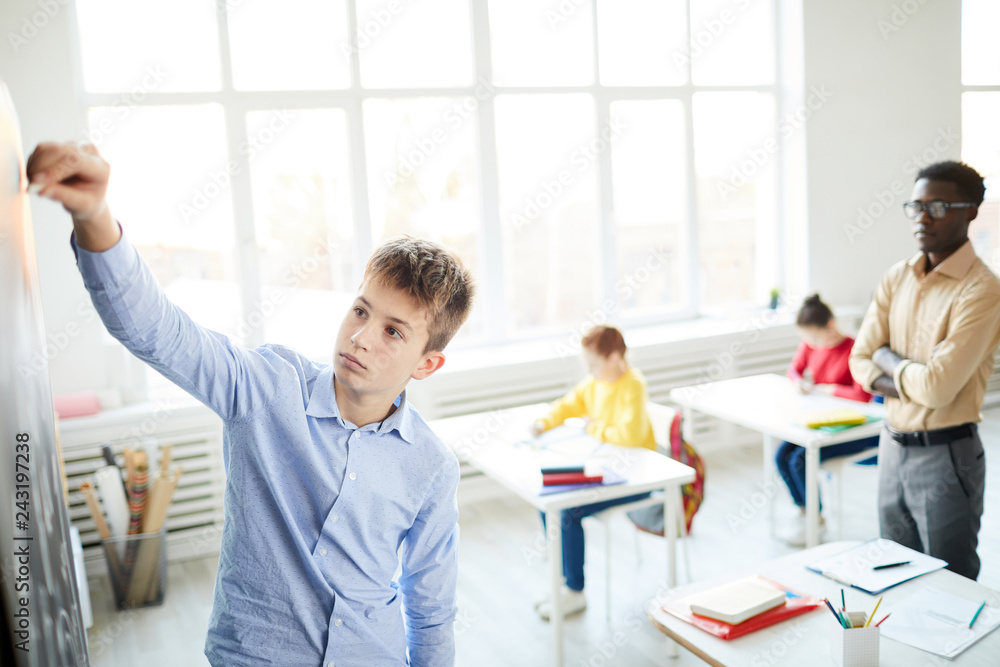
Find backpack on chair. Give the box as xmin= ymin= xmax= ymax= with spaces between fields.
xmin=628 ymin=409 xmax=706 ymax=536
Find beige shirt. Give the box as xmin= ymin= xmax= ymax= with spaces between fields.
xmin=850 ymin=240 xmax=1000 ymax=432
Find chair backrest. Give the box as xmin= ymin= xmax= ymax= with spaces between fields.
xmin=644 ymin=401 xmax=706 ymax=534
xmin=646 ymin=402 xmax=677 ymax=457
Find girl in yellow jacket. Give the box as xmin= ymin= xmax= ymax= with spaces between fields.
xmin=530 ymin=325 xmax=655 ymax=621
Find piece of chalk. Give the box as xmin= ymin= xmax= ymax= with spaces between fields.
xmin=27 ymin=182 xmax=44 ymax=195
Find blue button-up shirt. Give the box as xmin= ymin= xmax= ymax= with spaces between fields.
xmin=72 ymin=228 xmax=459 ymax=666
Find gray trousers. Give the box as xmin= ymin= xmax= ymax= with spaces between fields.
xmin=878 ymin=425 xmax=985 ymax=580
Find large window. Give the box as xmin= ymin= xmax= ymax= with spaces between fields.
xmin=962 ymin=0 xmax=1000 ymax=268
xmin=75 ymin=0 xmax=779 ymax=361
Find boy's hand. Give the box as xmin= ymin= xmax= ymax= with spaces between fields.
xmin=26 ymin=142 xmax=119 ymax=251
xmin=529 ymin=420 xmax=545 ymax=437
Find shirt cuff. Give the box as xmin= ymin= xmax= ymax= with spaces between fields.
xmin=69 ymin=221 xmax=135 ymax=290
xmin=892 ymin=360 xmax=912 ymax=401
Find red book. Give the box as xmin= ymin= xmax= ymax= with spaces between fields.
xmin=542 ymin=472 xmax=604 ymax=486
xmin=661 ymin=577 xmax=821 ymax=640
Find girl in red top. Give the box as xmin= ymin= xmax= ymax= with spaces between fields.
xmin=776 ymin=294 xmax=879 ymax=546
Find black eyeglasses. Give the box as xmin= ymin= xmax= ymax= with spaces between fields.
xmin=902 ymin=199 xmax=976 ymax=220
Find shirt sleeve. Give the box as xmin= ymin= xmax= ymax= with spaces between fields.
xmin=895 ymin=278 xmax=1000 ymax=409
xmin=849 ymin=267 xmax=899 ymax=392
xmin=787 ymin=342 xmax=809 ymax=380
xmin=832 ymin=380 xmax=873 ymax=403
xmin=586 ymin=374 xmax=649 ymax=448
xmin=71 ymin=226 xmax=278 ymax=422
xmin=538 ymin=379 xmax=590 ymax=431
xmin=399 ymin=457 xmax=460 ymax=667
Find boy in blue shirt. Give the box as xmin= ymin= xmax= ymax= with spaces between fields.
xmin=29 ymin=142 xmax=475 ymax=666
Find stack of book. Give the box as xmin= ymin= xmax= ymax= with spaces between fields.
xmin=541 ymin=465 xmax=602 ymax=487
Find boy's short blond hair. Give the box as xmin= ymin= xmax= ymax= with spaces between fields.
xmin=363 ymin=236 xmax=475 ymax=353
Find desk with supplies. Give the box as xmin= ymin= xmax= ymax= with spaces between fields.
xmin=669 ymin=374 xmax=885 ymax=547
xmin=649 ymin=540 xmax=1000 ymax=666
xmin=430 ymin=403 xmax=695 ymax=667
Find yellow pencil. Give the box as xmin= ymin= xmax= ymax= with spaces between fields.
xmin=864 ymin=597 xmax=883 ymax=627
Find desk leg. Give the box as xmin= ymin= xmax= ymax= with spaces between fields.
xmin=805 ymin=447 xmax=820 ymax=548
xmin=664 ymin=487 xmax=680 ymax=659
xmin=762 ymin=434 xmax=777 ymax=538
xmin=546 ymin=508 xmax=563 ymax=666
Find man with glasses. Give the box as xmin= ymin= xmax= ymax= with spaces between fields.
xmin=850 ymin=160 xmax=1000 ymax=580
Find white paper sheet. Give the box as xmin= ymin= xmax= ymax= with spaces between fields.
xmin=879 ymin=587 xmax=1000 ymax=658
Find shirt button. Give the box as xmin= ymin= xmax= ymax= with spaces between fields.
xmin=332 ymin=515 xmax=339 ymax=523
xmin=327 ymin=662 xmax=335 ymax=667
xmin=349 ymin=472 xmax=357 ymax=480
xmin=335 ymin=618 xmax=343 ymax=627
xmin=319 ymin=548 xmax=327 ymax=556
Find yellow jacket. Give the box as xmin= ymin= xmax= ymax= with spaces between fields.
xmin=539 ymin=368 xmax=656 ymax=450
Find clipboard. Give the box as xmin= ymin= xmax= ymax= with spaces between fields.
xmin=806 ymin=539 xmax=946 ymax=595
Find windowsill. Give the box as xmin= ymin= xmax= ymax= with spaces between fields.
xmin=434 ymin=303 xmax=867 ymax=374
xmin=141 ymin=303 xmax=868 ymax=402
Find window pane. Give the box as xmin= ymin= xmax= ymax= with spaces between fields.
xmin=488 ymin=0 xmax=594 ymax=86
xmin=228 ymin=0 xmax=350 ymax=90
xmin=495 ymin=94 xmax=599 ymax=335
xmin=962 ymin=0 xmax=1000 ymax=85
xmin=597 ymin=0 xmax=687 ymax=86
xmin=246 ymin=109 xmax=356 ymax=358
xmin=363 ymin=98 xmax=484 ymax=341
xmin=693 ymin=92 xmax=776 ymax=307
xmin=962 ymin=92 xmax=1000 ymax=267
xmin=610 ymin=100 xmax=687 ymax=315
xmin=76 ymin=0 xmax=221 ymax=92
xmin=356 ymin=0 xmax=474 ymax=88
xmin=689 ymin=0 xmax=775 ymax=86
xmin=88 ymin=104 xmax=239 ymax=335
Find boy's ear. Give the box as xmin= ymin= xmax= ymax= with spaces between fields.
xmin=412 ymin=350 xmax=445 ymax=380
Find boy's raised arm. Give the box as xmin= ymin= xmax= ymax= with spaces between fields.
xmin=28 ymin=142 xmax=276 ymax=422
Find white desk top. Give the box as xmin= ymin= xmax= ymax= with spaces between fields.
xmin=649 ymin=541 xmax=1000 ymax=666
xmin=430 ymin=404 xmax=695 ymax=512
xmin=669 ymin=374 xmax=886 ymax=448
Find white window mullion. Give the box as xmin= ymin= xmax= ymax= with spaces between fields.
xmin=216 ymin=4 xmax=264 ymax=349
xmin=344 ymin=0 xmax=372 ymax=269
xmin=469 ymin=0 xmax=506 ymax=344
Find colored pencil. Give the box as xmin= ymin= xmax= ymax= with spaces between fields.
xmin=864 ymin=597 xmax=883 ymax=627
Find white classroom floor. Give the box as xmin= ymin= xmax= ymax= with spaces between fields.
xmin=85 ymin=406 xmax=1000 ymax=666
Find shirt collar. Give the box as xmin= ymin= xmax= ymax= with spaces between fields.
xmin=305 ymin=366 xmax=416 ymax=444
xmin=907 ymin=239 xmax=976 ymax=280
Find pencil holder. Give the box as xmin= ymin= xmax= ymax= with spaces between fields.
xmin=102 ymin=528 xmax=167 ymax=610
xmin=830 ymin=623 xmax=879 ymax=667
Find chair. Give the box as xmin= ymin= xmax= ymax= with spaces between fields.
xmin=586 ymin=402 xmax=693 ymax=625
xmin=818 ymin=447 xmax=878 ymax=539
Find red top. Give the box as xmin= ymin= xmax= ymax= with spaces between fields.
xmin=787 ymin=336 xmax=872 ymax=403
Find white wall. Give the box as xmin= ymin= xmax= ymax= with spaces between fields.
xmin=0 ymin=0 xmax=121 ymax=397
xmin=0 ymin=0 xmax=968 ymax=396
xmin=800 ymin=0 xmax=963 ymax=306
